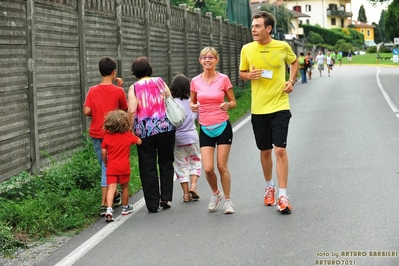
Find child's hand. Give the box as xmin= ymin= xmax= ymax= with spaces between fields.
xmin=115 ymin=78 xmax=123 ymax=87
xmin=190 ymin=102 xmax=199 ymax=112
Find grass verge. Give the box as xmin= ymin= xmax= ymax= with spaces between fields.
xmin=341 ymin=52 xmax=399 ymax=66
xmin=0 ymin=83 xmax=252 ymax=257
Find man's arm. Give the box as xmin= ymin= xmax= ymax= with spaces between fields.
xmin=283 ymin=58 xmax=299 ymax=93
xmin=289 ymin=58 xmax=299 ymax=83
xmin=240 ymin=66 xmax=263 ymax=81
xmin=239 ymin=70 xmax=251 ymax=81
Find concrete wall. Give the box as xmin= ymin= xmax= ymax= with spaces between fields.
xmin=0 ymin=0 xmax=251 ymax=181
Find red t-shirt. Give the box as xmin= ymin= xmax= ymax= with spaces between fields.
xmin=83 ymin=84 xmax=128 ymax=138
xmin=101 ymin=132 xmax=140 ymax=175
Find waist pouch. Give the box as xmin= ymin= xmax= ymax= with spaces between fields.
xmin=201 ymin=121 xmax=227 ymax=138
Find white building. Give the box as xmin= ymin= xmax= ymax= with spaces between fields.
xmin=283 ymin=0 xmax=353 ymax=29
xmin=250 ymin=0 xmax=353 ymax=38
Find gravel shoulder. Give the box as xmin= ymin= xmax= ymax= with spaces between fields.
xmin=0 ymin=236 xmax=71 ymax=266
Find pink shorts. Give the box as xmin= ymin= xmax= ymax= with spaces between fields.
xmin=107 ymin=174 xmax=130 ymax=185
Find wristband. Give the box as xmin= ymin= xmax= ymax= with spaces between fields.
xmin=288 ymin=79 xmax=295 ymax=86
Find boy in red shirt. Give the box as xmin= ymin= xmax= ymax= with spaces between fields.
xmin=83 ymin=57 xmax=128 ymax=216
xmin=101 ymin=110 xmax=142 ymax=222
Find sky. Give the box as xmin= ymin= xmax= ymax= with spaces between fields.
xmin=350 ymin=0 xmax=392 ymax=24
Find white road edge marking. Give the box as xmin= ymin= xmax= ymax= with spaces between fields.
xmin=55 ymin=198 xmax=146 ymax=266
xmin=376 ymin=68 xmax=399 ymax=114
xmin=232 ymin=115 xmax=251 ymax=133
xmin=55 ymin=115 xmax=251 ymax=266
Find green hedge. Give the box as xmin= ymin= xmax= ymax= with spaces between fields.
xmin=302 ymin=24 xmax=364 ymax=48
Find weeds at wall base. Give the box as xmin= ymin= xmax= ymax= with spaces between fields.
xmin=0 ymin=85 xmax=251 ymax=257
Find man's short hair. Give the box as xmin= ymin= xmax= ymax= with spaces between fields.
xmin=251 ymin=11 xmax=275 ymax=30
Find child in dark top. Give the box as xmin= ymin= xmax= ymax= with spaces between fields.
xmin=101 ymin=110 xmax=142 ymax=222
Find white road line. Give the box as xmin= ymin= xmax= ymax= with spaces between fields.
xmin=55 ymin=198 xmax=146 ymax=266
xmin=55 ymin=115 xmax=251 ymax=266
xmin=232 ymin=115 xmax=251 ymax=133
xmin=376 ymin=68 xmax=399 ymax=113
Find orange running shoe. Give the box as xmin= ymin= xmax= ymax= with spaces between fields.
xmin=264 ymin=186 xmax=276 ymax=206
xmin=277 ymin=196 xmax=292 ymax=213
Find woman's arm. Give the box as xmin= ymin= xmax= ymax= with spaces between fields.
xmin=223 ymin=88 xmax=236 ymax=111
xmin=127 ymin=85 xmax=138 ymax=125
xmin=190 ymin=91 xmax=199 ymax=112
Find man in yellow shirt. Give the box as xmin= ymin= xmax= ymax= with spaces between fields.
xmin=239 ymin=11 xmax=298 ymax=213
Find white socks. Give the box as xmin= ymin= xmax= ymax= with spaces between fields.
xmin=266 ymin=180 xmax=274 ymax=188
xmin=266 ymin=181 xmax=287 ymax=197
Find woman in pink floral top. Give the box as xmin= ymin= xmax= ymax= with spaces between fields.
xmin=128 ymin=57 xmax=175 ymax=213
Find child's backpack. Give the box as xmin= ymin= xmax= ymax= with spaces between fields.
xmin=299 ymin=57 xmax=305 ymax=66
xmin=304 ymin=58 xmax=312 ymax=68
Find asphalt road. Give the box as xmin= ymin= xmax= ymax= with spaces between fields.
xmin=40 ymin=65 xmax=399 ymax=266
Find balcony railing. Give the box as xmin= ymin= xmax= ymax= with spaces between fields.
xmin=327 ymin=9 xmax=353 ymax=18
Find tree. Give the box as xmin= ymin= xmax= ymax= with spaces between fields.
xmin=194 ymin=0 xmax=206 ymax=9
xmin=259 ymin=4 xmax=294 ymax=34
xmin=383 ymin=0 xmax=399 ymax=41
xmin=169 ymin=0 xmax=227 ymax=18
xmin=373 ymin=22 xmax=383 ymax=44
xmin=334 ymin=39 xmax=353 ymax=54
xmin=308 ymin=31 xmax=324 ymax=44
xmin=170 ymin=0 xmax=190 ymax=6
xmin=194 ymin=0 xmax=227 ymax=18
xmin=377 ymin=10 xmax=388 ymax=43
xmin=357 ymin=5 xmax=368 ymax=22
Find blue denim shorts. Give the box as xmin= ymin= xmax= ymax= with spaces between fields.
xmin=91 ymin=137 xmax=107 ymax=187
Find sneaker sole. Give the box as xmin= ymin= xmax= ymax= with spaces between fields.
xmin=208 ymin=204 xmax=220 ymax=212
xmin=224 ymin=210 xmax=235 ymax=214
xmin=105 ymin=214 xmax=114 ymax=222
xmin=121 ymin=210 xmax=133 ymax=215
xmin=264 ymin=200 xmax=276 ymax=206
xmin=277 ymin=205 xmax=292 ymax=213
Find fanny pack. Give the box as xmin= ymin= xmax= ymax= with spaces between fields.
xmin=201 ymin=121 xmax=227 ymax=138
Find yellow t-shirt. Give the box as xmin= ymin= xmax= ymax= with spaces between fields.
xmin=240 ymin=40 xmax=297 ymax=114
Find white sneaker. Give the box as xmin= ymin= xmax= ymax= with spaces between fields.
xmin=105 ymin=207 xmax=114 ymax=222
xmin=208 ymin=191 xmax=224 ymax=212
xmin=223 ymin=200 xmax=235 ymax=214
